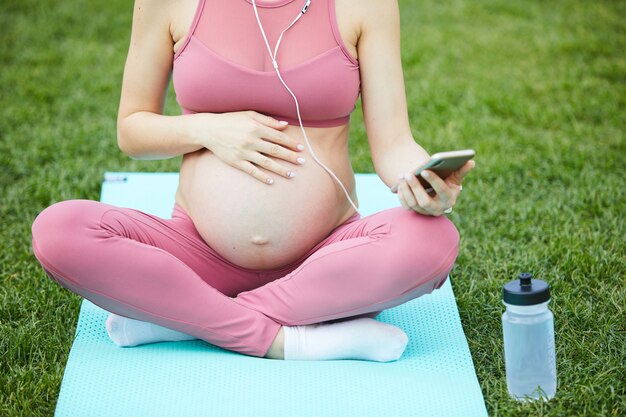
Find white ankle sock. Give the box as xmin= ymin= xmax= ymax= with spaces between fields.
xmin=105 ymin=313 xmax=197 ymax=347
xmin=282 ymin=317 xmax=409 ymax=362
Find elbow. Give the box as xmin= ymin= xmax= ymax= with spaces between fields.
xmin=117 ymin=137 xmax=139 ymax=160
xmin=116 ymin=118 xmax=141 ymax=160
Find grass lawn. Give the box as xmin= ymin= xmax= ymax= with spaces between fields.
xmin=1 ymin=0 xmax=624 ymax=415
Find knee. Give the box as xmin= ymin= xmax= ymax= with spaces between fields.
xmin=385 ymin=208 xmax=460 ymax=281
xmin=394 ymin=208 xmax=459 ymax=254
xmin=428 ymin=214 xmax=460 ymax=259
xmin=31 ymin=199 xmax=99 ymax=270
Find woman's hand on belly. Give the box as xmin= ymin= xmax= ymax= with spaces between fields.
xmin=195 ymin=110 xmax=306 ymax=185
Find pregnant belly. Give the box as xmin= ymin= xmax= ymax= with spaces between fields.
xmin=178 ymin=150 xmax=356 ymax=270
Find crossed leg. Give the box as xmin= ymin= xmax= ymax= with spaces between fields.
xmin=31 ymin=199 xmax=458 ymax=358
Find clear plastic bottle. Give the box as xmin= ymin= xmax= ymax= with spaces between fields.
xmin=502 ymin=272 xmax=557 ymax=401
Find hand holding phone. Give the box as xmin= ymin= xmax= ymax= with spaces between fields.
xmin=393 ymin=149 xmax=475 ymax=216
xmin=390 ymin=149 xmax=475 ymax=194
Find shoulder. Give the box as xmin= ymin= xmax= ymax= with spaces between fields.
xmin=131 ymin=0 xmax=175 ymax=16
xmin=130 ymin=0 xmax=194 ymax=46
xmin=130 ymin=0 xmax=177 ymax=29
xmin=355 ymin=0 xmax=400 ymax=39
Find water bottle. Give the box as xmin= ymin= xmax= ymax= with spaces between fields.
xmin=502 ymin=272 xmax=557 ymax=401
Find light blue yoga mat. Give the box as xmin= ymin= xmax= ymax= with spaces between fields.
xmin=54 ymin=172 xmax=488 ymax=417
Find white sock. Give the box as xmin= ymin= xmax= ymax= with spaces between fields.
xmin=282 ymin=317 xmax=409 ymax=362
xmin=105 ymin=313 xmax=197 ymax=347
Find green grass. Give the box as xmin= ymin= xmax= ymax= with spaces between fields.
xmin=1 ymin=0 xmax=624 ymax=415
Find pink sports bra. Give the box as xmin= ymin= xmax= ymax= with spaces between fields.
xmin=173 ymin=0 xmax=361 ymax=127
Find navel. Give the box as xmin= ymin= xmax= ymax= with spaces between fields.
xmin=251 ymin=235 xmax=270 ymax=245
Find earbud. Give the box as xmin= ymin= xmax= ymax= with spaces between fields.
xmin=250 ymin=0 xmax=361 ymax=216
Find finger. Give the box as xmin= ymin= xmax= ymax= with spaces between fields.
xmin=250 ymin=153 xmax=297 ymax=179
xmin=398 ymin=179 xmax=419 ymax=210
xmin=458 ymin=159 xmax=476 ymax=179
xmin=397 ymin=186 xmax=410 ymax=210
xmin=447 ymin=160 xmax=476 ymax=186
xmin=403 ymin=172 xmax=437 ymax=212
xmin=256 ymin=140 xmax=306 ymax=167
xmin=420 ymin=170 xmax=453 ymax=206
xmin=260 ymin=125 xmax=305 ymax=152
xmin=235 ymin=160 xmax=274 ymax=185
xmin=258 ymin=125 xmax=304 ymax=152
xmin=398 ymin=182 xmax=431 ymax=215
xmin=251 ymin=115 xmax=305 ymax=152
xmin=248 ymin=111 xmax=288 ymax=129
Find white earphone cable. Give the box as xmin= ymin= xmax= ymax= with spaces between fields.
xmin=250 ymin=0 xmax=361 ymax=216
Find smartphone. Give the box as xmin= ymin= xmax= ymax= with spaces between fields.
xmin=390 ymin=149 xmax=475 ymax=194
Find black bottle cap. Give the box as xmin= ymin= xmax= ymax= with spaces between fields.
xmin=502 ymin=272 xmax=551 ymax=306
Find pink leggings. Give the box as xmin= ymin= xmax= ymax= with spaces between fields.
xmin=31 ymin=199 xmax=459 ymax=358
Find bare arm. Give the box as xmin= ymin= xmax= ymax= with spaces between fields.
xmin=116 ymin=0 xmax=304 ymax=183
xmin=357 ymin=0 xmax=474 ymax=215
xmin=117 ymin=0 xmax=205 ymax=160
xmin=357 ymin=0 xmax=429 ymax=187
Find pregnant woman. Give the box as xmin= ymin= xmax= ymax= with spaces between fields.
xmin=31 ymin=0 xmax=474 ymax=361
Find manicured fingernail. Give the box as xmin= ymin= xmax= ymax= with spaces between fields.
xmin=404 ymin=173 xmax=413 ymax=181
xmin=297 ymin=144 xmax=305 ymax=150
xmin=287 ymin=171 xmax=295 ymax=178
xmin=297 ymin=157 xmax=306 ymax=164
xmin=421 ymin=171 xmax=430 ymax=178
xmin=279 ymin=121 xmax=288 ymax=125
xmin=398 ymin=174 xmax=405 ymax=180
xmin=266 ymin=178 xmax=274 ymax=184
